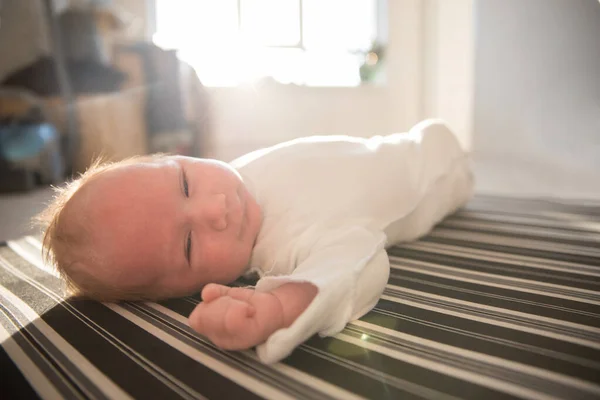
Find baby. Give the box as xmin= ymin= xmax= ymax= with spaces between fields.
xmin=38 ymin=119 xmax=473 ymax=364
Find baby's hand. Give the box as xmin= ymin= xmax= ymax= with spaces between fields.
xmin=188 ymin=284 xmax=285 ymax=350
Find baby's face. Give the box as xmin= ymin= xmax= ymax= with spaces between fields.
xmin=74 ymin=156 xmax=262 ymax=296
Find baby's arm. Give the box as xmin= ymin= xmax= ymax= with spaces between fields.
xmin=188 ymin=282 xmax=317 ymax=350
xmin=189 ymin=227 xmax=389 ymax=363
xmin=253 ymin=228 xmax=389 ymax=363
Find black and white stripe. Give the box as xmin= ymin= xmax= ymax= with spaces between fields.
xmin=1 ymin=195 xmax=600 ymax=399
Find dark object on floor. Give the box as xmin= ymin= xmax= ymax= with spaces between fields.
xmin=0 ymin=157 xmax=37 ymax=192
xmin=1 ymin=195 xmax=599 ymax=399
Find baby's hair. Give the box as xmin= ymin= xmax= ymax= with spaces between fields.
xmin=35 ymin=154 xmax=170 ymax=302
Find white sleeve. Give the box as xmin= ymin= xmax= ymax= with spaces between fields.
xmin=253 ymin=227 xmax=390 ymax=364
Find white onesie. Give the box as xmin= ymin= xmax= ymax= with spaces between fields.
xmin=230 ymin=119 xmax=474 ymax=364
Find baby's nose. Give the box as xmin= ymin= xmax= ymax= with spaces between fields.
xmin=203 ymin=193 xmax=228 ymax=231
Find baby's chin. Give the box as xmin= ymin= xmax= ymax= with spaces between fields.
xmin=150 ymin=267 xmax=247 ymax=299
xmin=213 ymin=260 xmax=252 ymax=286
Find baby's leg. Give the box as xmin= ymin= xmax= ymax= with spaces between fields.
xmin=385 ymin=119 xmax=473 ymax=244
xmin=384 ymin=119 xmax=466 ymax=164
xmin=386 ymin=156 xmax=473 ymax=244
xmin=410 ymin=118 xmax=467 ymax=159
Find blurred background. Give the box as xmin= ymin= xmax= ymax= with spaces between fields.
xmin=0 ymin=0 xmax=599 ymax=240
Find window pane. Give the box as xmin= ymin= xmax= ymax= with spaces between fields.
xmin=154 ymin=0 xmax=238 ymax=50
xmin=303 ymin=0 xmax=377 ymax=51
xmin=240 ymin=0 xmax=301 ymax=46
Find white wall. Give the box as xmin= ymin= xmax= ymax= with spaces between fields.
xmin=474 ymin=0 xmax=600 ymax=171
xmin=206 ymin=0 xmax=425 ymax=161
xmin=422 ymin=0 xmax=474 ymax=151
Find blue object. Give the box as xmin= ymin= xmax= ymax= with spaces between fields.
xmin=0 ymin=123 xmax=57 ymax=161
xmin=0 ymin=123 xmax=64 ymax=185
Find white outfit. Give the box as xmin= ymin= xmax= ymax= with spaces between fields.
xmin=230 ymin=119 xmax=474 ymax=364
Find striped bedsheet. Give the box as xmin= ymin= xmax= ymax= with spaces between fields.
xmin=1 ymin=195 xmax=599 ymax=400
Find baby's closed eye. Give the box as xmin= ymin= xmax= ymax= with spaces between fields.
xmin=185 ymin=232 xmax=192 ymax=265
xmin=181 ymin=168 xmax=190 ymax=197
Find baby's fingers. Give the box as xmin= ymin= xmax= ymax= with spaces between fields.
xmin=223 ymin=300 xmax=256 ymax=338
xmin=201 ymin=283 xmax=230 ymax=303
xmin=188 ymin=302 xmax=210 ymax=334
xmin=225 ymin=286 xmax=256 ymax=303
xmin=189 ymin=297 xmax=255 ymax=344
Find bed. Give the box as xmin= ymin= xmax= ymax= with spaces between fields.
xmin=1 ymin=195 xmax=599 ymax=399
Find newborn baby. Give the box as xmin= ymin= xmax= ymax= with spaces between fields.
xmin=38 ymin=119 xmax=473 ymax=363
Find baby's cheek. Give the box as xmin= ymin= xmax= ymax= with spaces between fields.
xmin=202 ymin=230 xmax=247 ymax=267
xmin=215 ymin=241 xmax=249 ymax=281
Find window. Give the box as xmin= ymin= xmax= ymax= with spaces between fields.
xmin=153 ymin=0 xmax=383 ymax=87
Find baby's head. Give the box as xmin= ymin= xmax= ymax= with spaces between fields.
xmin=38 ymin=154 xmax=262 ymax=301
